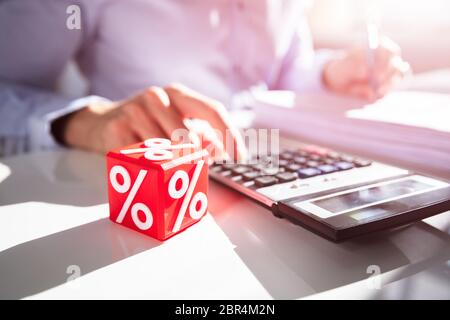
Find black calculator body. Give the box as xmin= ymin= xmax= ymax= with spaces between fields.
xmin=210 ymin=145 xmax=450 ymax=241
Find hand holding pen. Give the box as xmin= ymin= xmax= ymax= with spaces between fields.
xmin=322 ymin=28 xmax=411 ymax=101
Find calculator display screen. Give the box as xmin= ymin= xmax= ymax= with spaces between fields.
xmin=288 ymin=174 xmax=449 ymax=239
xmin=311 ymin=179 xmax=432 ymax=215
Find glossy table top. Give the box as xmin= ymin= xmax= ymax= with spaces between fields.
xmin=0 ymin=150 xmax=449 ymax=299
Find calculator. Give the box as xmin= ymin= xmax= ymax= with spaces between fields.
xmin=209 ymin=144 xmax=450 ymax=241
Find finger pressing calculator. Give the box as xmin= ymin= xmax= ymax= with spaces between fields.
xmin=210 ymin=144 xmax=450 ymax=241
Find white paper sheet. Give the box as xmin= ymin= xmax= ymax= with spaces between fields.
xmin=347 ymin=91 xmax=450 ymax=133
xmin=251 ymin=89 xmax=450 ymax=177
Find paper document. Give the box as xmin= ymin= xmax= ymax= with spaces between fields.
xmin=251 ymin=89 xmax=450 ymax=176
xmin=347 ymin=91 xmax=450 ymax=133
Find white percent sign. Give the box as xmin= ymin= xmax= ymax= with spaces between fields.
xmin=109 ymin=165 xmax=153 ymax=230
xmin=119 ymin=138 xmax=208 ymax=232
xmin=169 ymin=159 xmax=208 ymax=232
xmin=120 ymin=138 xmax=196 ymax=161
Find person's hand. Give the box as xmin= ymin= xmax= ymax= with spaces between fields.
xmin=53 ymin=84 xmax=245 ymax=160
xmin=322 ymin=36 xmax=411 ymax=100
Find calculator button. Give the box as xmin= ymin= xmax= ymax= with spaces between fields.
xmin=317 ymin=164 xmax=338 ymax=174
xmin=294 ymin=157 xmax=307 ymax=164
xmin=242 ymin=171 xmax=260 ymax=181
xmin=278 ymin=159 xmax=289 ymax=167
xmin=255 ymin=176 xmax=279 ymax=187
xmin=251 ymin=163 xmax=266 ymax=171
xmin=297 ymin=167 xmax=322 ymax=178
xmin=323 ymin=158 xmax=336 ymax=165
xmin=231 ymin=166 xmax=250 ymax=176
xmin=222 ymin=163 xmax=236 ymax=170
xmin=242 ymin=180 xmax=255 ymax=187
xmin=340 ymin=155 xmax=354 ymax=163
xmin=280 ymin=152 xmax=294 ymax=160
xmin=285 ymin=163 xmax=302 ymax=172
xmin=296 ymin=150 xmax=309 ymax=157
xmin=309 ymin=154 xmax=322 ymax=161
xmin=335 ymin=161 xmax=354 ymax=171
xmin=354 ymin=159 xmax=372 ymax=167
xmin=276 ymin=172 xmax=298 ymax=183
xmin=306 ymin=160 xmax=320 ymax=167
xmin=221 ymin=170 xmax=232 ymax=176
xmin=327 ymin=151 xmax=341 ymax=160
xmin=211 ymin=165 xmax=223 ymax=172
xmin=231 ymin=175 xmax=242 ymax=182
xmin=262 ymin=167 xmax=284 ymax=175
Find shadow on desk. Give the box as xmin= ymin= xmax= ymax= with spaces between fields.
xmin=0 ymin=218 xmax=160 ymax=299
xmin=0 ymin=151 xmax=158 ymax=299
xmin=0 ymin=150 xmax=107 ymax=207
xmin=208 ymin=182 xmax=450 ymax=299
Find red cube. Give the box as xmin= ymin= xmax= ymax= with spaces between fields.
xmin=106 ymin=138 xmax=209 ymax=241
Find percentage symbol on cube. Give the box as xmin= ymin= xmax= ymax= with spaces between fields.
xmin=168 ymin=159 xmax=208 ymax=232
xmin=118 ymin=138 xmax=208 ymax=233
xmin=120 ymin=137 xmax=197 ymax=161
xmin=109 ymin=165 xmax=153 ymax=230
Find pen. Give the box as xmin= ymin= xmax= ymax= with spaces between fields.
xmin=366 ymin=21 xmax=379 ymax=94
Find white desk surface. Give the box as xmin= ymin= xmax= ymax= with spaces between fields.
xmin=0 ymin=149 xmax=449 ymax=300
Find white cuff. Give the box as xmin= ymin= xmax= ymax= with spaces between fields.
xmin=27 ymin=95 xmax=111 ymax=152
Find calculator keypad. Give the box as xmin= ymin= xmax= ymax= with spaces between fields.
xmin=211 ymin=146 xmax=372 ymax=190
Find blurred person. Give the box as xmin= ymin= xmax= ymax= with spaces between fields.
xmin=0 ymin=0 xmax=409 ymax=158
